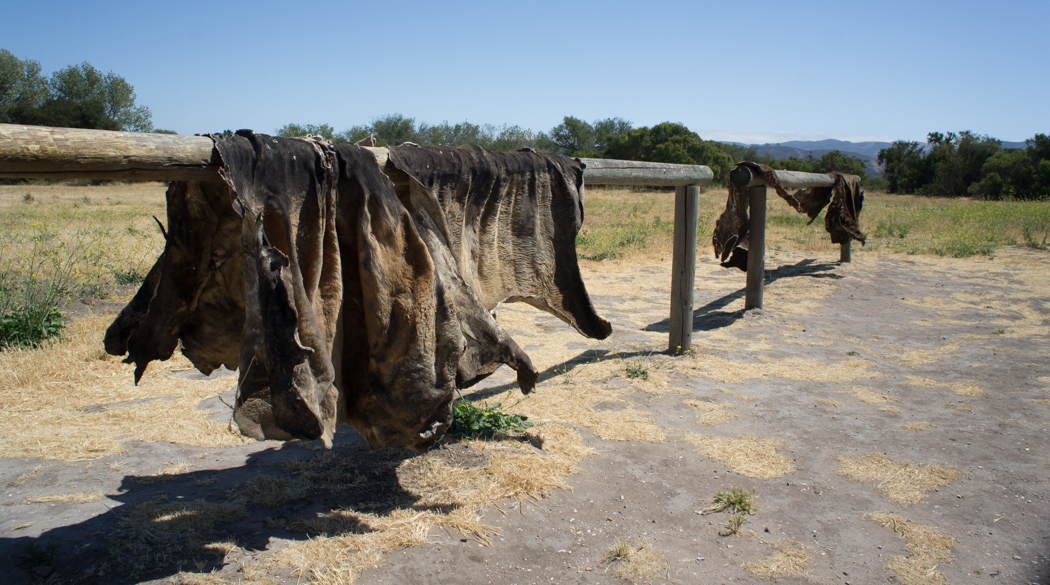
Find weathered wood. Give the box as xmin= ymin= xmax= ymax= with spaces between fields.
xmin=669 ymin=185 xmax=700 ymax=353
xmin=0 ymin=123 xmax=221 ymax=180
xmin=580 ymin=158 xmax=713 ymax=187
xmin=744 ymin=185 xmax=767 ymax=310
xmin=840 ymin=241 xmax=852 ymax=263
xmin=730 ymin=164 xmax=860 ymax=190
xmin=0 ymin=123 xmax=715 ymax=353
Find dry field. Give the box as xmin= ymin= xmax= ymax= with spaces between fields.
xmin=0 ymin=182 xmax=1048 ymax=585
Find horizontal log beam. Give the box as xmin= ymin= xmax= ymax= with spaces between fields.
xmin=729 ymin=164 xmax=860 ymax=190
xmin=579 ymin=158 xmax=713 ymax=187
xmin=1 ymin=124 xmax=712 ymax=187
xmin=0 ymin=123 xmax=221 ymax=180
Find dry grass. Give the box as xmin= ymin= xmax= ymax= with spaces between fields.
xmin=815 ymin=398 xmax=841 ymax=407
xmin=866 ymin=512 xmax=954 ymax=585
xmin=906 ymin=376 xmax=983 ymax=396
xmin=683 ymin=434 xmax=795 ymax=478
xmin=846 ymin=387 xmax=901 ymax=405
xmin=680 ymin=354 xmax=882 ymax=385
xmin=684 ymin=399 xmax=737 ymax=411
xmin=836 ymin=454 xmax=963 ymax=505
xmin=902 ymin=422 xmax=932 ymax=431
xmin=889 ymin=342 xmax=962 ymax=368
xmin=697 ymin=410 xmax=739 ymax=426
xmin=0 ymin=315 xmax=249 ymax=461
xmin=742 ymin=540 xmax=813 ymax=580
xmin=717 ymin=387 xmax=759 ymax=402
xmin=24 ymin=491 xmax=105 ymax=504
xmin=604 ymin=540 xmax=669 ymax=585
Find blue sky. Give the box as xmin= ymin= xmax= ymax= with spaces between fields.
xmin=4 ymin=0 xmax=1047 ymax=144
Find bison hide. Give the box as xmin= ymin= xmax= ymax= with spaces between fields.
xmin=385 ymin=144 xmax=612 ymax=340
xmin=105 ymin=132 xmax=543 ymax=450
xmin=712 ymin=162 xmax=865 ymax=270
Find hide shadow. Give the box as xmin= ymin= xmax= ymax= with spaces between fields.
xmin=645 ymin=258 xmax=844 ymax=333
xmin=0 ymin=430 xmax=439 ymax=585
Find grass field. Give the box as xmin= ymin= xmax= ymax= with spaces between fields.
xmin=577 ymin=185 xmax=1050 ymax=261
xmin=1 ymin=181 xmax=1048 ymax=348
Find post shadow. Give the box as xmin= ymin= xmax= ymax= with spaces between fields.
xmin=644 ymin=259 xmax=844 ymax=334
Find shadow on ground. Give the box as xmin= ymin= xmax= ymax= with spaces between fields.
xmin=0 ymin=431 xmax=438 ymax=584
xmin=645 ymin=258 xmax=844 ymax=333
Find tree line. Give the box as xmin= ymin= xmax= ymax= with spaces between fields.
xmin=878 ymin=131 xmax=1050 ymax=200
xmin=1 ymin=49 xmax=153 ymax=132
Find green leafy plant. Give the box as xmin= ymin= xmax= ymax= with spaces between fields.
xmin=447 ymin=399 xmax=533 ymax=439
xmin=0 ymin=223 xmax=106 ymax=349
xmin=624 ymin=361 xmax=649 ymax=380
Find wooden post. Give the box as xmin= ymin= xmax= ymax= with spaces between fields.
xmin=745 ymin=185 xmax=767 ymax=310
xmin=840 ymin=241 xmax=852 ymax=263
xmin=669 ymin=185 xmax=700 ymax=353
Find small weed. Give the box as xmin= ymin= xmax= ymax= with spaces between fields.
xmin=447 ymin=399 xmax=533 ymax=439
xmin=624 ymin=361 xmax=649 ymax=380
xmin=993 ymin=329 xmax=1005 ymax=335
xmin=1021 ymin=225 xmax=1048 ymax=250
xmin=20 ymin=540 xmax=58 ymax=566
xmin=555 ymin=365 xmax=577 ymax=385
xmin=718 ymin=513 xmax=748 ymax=537
xmin=22 ymin=192 xmax=34 ymax=204
xmin=702 ymin=487 xmax=756 ymax=515
xmin=846 ymin=350 xmax=859 ymax=356
xmin=112 ymin=268 xmax=144 ymax=286
xmin=605 ymin=540 xmax=632 ymax=563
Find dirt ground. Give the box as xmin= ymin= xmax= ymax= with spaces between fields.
xmin=1 ymin=244 xmax=1049 ymax=585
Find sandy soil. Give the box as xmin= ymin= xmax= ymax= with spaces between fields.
xmin=1 ymin=246 xmax=1049 ymax=584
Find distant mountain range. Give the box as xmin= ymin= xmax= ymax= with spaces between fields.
xmin=723 ymin=138 xmax=1028 ymax=176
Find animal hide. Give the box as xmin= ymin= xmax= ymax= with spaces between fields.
xmin=384 ymin=144 xmax=612 ymax=340
xmin=712 ymin=162 xmax=865 ymax=270
xmin=105 ymin=132 xmax=542 ymax=450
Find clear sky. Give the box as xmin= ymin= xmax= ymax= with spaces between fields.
xmin=4 ymin=0 xmax=1047 ymax=144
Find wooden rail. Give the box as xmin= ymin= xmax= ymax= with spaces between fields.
xmin=730 ymin=164 xmax=860 ymax=310
xmin=0 ymin=123 xmax=713 ymax=353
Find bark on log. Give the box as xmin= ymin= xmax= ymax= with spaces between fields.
xmin=0 ymin=123 xmax=221 ymax=180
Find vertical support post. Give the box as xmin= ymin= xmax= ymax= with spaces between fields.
xmin=840 ymin=241 xmax=852 ymax=263
xmin=669 ymin=185 xmax=700 ymax=354
xmin=745 ymin=185 xmax=767 ymax=310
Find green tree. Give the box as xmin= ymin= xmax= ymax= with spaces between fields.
xmin=969 ymin=149 xmax=1029 ymax=199
xmin=369 ymin=113 xmax=418 ymax=146
xmin=604 ymin=122 xmax=734 ymax=185
xmin=550 ymin=116 xmax=596 ymax=156
xmin=878 ymin=140 xmax=929 ymax=194
xmin=0 ymin=49 xmax=48 ymax=123
xmin=276 ymin=123 xmax=336 ymax=140
xmin=814 ymin=150 xmax=866 ymax=177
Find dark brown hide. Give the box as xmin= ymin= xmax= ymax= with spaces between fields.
xmin=106 ymin=132 xmax=538 ymax=451
xmin=385 ymin=144 xmax=612 ymax=340
xmin=103 ymin=180 xmax=245 ymax=381
xmin=712 ymin=162 xmax=865 ymax=270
